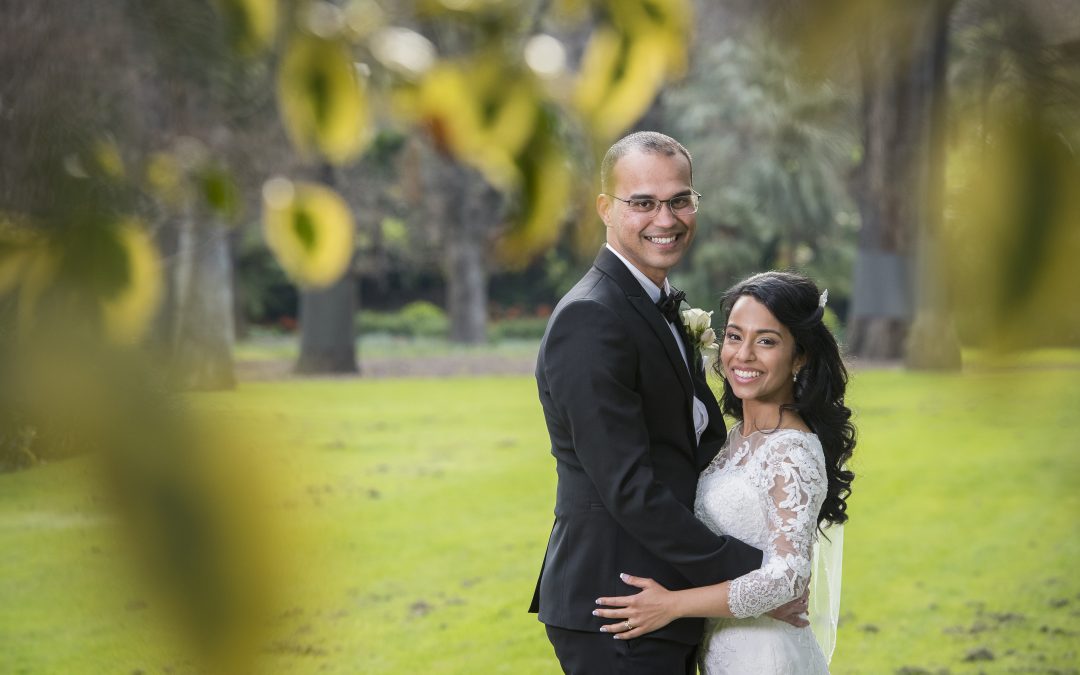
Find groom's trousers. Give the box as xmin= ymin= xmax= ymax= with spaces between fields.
xmin=546 ymin=625 xmax=696 ymax=674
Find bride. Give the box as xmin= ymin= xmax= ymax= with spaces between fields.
xmin=593 ymin=271 xmax=856 ymax=673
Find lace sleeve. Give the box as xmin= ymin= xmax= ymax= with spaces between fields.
xmin=728 ymin=434 xmax=828 ymax=619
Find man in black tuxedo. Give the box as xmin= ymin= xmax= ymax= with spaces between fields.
xmin=530 ymin=132 xmax=802 ymax=673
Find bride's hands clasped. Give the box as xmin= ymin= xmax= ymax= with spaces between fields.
xmin=592 ymin=573 xmax=678 ymax=640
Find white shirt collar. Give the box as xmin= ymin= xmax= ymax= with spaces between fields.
xmin=605 ymin=243 xmax=670 ymax=304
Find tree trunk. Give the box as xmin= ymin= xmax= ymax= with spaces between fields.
xmin=444 ymin=166 xmax=497 ymax=344
xmin=171 ymin=212 xmax=236 ymax=390
xmin=296 ymin=270 xmax=358 ymax=374
xmin=906 ymin=0 xmax=962 ymax=370
xmin=847 ymin=1 xmax=959 ymax=365
xmin=230 ymin=228 xmax=249 ymax=341
xmin=295 ymin=163 xmax=358 ymax=374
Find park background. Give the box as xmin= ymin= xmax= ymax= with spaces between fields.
xmin=1 ymin=0 xmax=1078 ymax=673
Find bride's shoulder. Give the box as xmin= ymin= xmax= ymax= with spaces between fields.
xmin=761 ymin=428 xmax=825 ymax=465
xmin=779 ymin=411 xmax=812 ymax=435
xmin=767 ymin=414 xmax=818 ymax=450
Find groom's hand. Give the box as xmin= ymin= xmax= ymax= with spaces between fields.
xmin=768 ymin=588 xmax=810 ymax=627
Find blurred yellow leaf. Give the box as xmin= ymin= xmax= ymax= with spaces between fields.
xmin=212 ymin=0 xmax=278 ymax=56
xmin=1 ymin=215 xmax=163 ymax=345
xmin=101 ymin=221 xmax=164 ymax=345
xmin=487 ymin=79 xmax=539 ymax=159
xmin=200 ymin=164 xmax=243 ymax=222
xmin=146 ymin=152 xmax=186 ymax=206
xmin=573 ymin=27 xmax=621 ymax=121
xmin=277 ymin=33 xmax=370 ymax=165
xmin=262 ymin=177 xmax=355 ymax=288
xmin=94 ymin=138 xmax=126 ymax=179
xmin=497 ymin=129 xmax=574 ymax=266
xmin=417 ymin=0 xmax=506 ymax=15
xmin=552 ymin=0 xmax=590 ymax=21
xmin=396 ymin=58 xmax=540 ymax=188
xmin=574 ymin=29 xmax=669 ymax=142
xmin=0 ymin=213 xmax=37 ymax=296
xmin=15 ymin=246 xmax=57 ymax=339
xmin=0 ymin=215 xmax=53 ymax=335
xmin=606 ymin=0 xmax=692 ymax=75
xmin=945 ymin=111 xmax=1080 ymax=349
xmin=570 ymin=1 xmax=693 ymax=143
xmin=396 ymin=63 xmax=475 ymax=147
xmin=0 ymin=251 xmax=23 ymax=296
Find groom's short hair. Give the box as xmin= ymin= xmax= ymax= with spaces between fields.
xmin=600 ymin=131 xmax=694 ymax=193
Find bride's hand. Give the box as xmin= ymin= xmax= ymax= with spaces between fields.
xmin=767 ymin=588 xmax=810 ymax=627
xmin=592 ymin=573 xmax=679 ymax=640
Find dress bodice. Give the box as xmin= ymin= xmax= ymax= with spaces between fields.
xmin=694 ymin=422 xmax=831 ymax=674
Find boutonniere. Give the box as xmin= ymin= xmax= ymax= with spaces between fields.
xmin=681 ymin=307 xmax=720 ymax=362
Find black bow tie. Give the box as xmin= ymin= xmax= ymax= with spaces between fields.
xmin=656 ymin=288 xmax=686 ymax=324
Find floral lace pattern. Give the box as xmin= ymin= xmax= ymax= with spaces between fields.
xmin=694 ymin=424 xmax=830 ymax=673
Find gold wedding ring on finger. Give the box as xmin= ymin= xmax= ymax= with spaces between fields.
xmin=624 ymin=620 xmax=633 ymax=631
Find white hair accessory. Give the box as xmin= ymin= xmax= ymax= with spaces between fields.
xmin=818 ymin=289 xmax=829 ymax=309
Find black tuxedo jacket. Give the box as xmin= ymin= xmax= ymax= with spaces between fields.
xmin=529 ymin=247 xmax=763 ymax=645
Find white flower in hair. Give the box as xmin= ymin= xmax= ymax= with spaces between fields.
xmin=819 ymin=289 xmax=829 ymax=309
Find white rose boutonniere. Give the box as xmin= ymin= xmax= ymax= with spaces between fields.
xmin=681 ymin=307 xmax=720 ymax=364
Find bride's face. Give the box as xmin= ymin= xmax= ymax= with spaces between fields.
xmin=720 ymin=296 xmax=804 ymax=406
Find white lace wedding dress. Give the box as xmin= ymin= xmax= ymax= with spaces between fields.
xmin=694 ymin=423 xmax=831 ymax=674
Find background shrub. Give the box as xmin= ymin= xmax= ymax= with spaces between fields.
xmin=356 ymin=301 xmax=450 ymax=338
xmin=489 ymin=316 xmax=549 ymax=341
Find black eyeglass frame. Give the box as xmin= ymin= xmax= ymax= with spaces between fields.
xmin=602 ymin=190 xmax=702 ymax=216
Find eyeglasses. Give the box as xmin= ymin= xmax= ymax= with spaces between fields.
xmin=604 ymin=190 xmax=702 ymax=216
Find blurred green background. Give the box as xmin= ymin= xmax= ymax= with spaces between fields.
xmin=2 ymin=0 xmax=1078 ymax=672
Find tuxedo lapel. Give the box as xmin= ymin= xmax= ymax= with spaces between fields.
xmin=593 ymin=249 xmax=694 ymax=400
xmin=627 ymin=295 xmax=694 ymax=398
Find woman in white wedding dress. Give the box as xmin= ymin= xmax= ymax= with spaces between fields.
xmin=594 ymin=271 xmax=856 ymax=674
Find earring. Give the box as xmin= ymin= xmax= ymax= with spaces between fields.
xmin=792 ymin=370 xmax=799 ymax=382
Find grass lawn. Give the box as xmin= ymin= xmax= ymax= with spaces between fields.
xmin=1 ymin=364 xmax=1078 ymax=673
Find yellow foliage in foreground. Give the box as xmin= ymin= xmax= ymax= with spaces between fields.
xmin=262 ymin=178 xmax=355 ymax=289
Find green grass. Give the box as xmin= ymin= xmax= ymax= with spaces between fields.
xmin=1 ymin=367 xmax=1078 ymax=673
xmin=963 ymin=347 xmax=1080 ymax=368
xmin=836 ymin=369 xmax=1080 ymax=673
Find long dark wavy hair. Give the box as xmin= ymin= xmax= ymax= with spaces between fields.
xmin=712 ymin=271 xmax=855 ymax=528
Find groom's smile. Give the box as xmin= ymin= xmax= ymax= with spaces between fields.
xmin=643 ymin=233 xmax=683 ymax=247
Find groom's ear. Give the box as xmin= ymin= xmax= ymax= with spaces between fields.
xmin=597 ymin=193 xmax=613 ymax=227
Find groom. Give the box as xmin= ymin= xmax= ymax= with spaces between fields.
xmin=530 ymin=132 xmax=799 ymax=673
